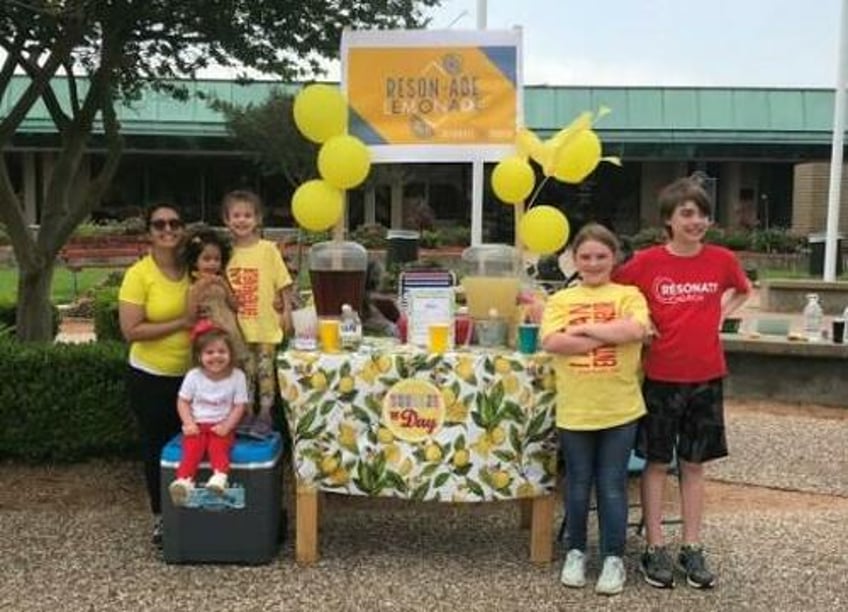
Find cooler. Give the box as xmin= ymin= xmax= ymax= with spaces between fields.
xmin=160 ymin=432 xmax=284 ymax=564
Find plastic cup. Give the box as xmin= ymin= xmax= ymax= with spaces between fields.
xmin=428 ymin=323 xmax=451 ymax=354
xmin=833 ymin=318 xmax=845 ymax=344
xmin=318 ymin=318 xmax=341 ymax=353
xmin=517 ymin=323 xmax=540 ymax=354
xmin=291 ymin=306 xmax=318 ymax=350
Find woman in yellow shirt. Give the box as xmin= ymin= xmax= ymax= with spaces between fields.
xmin=540 ymin=223 xmax=648 ymax=596
xmin=118 ymin=204 xmax=194 ymax=547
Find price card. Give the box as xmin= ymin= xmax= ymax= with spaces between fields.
xmin=406 ymin=287 xmax=455 ymax=348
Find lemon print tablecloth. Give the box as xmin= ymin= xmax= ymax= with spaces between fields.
xmin=278 ymin=344 xmax=557 ymax=503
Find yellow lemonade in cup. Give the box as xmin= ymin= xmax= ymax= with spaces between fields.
xmin=428 ymin=323 xmax=451 ymax=354
xmin=318 ymin=318 xmax=341 ymax=353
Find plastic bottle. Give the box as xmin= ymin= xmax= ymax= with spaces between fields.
xmin=803 ymin=293 xmax=823 ymax=342
xmin=339 ymin=303 xmax=362 ymax=350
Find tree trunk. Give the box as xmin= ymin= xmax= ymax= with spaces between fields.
xmin=16 ymin=262 xmax=55 ymax=342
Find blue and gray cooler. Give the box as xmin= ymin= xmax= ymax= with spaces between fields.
xmin=159 ymin=432 xmax=284 ymax=564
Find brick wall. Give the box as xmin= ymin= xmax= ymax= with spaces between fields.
xmin=792 ymin=162 xmax=848 ymax=235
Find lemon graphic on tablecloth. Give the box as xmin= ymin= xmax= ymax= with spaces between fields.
xmin=441 ymin=388 xmax=456 ymax=407
xmin=491 ymin=470 xmax=511 ymax=489
xmin=502 ymin=373 xmax=519 ymax=395
xmin=359 ymin=362 xmax=378 ymax=385
xmin=452 ymin=448 xmax=470 ymax=468
xmin=376 ymin=355 xmax=393 ymax=373
xmin=399 ymin=458 xmax=413 ymax=476
xmin=320 ymin=455 xmax=339 ymax=475
xmin=338 ymin=376 xmax=355 ymax=394
xmin=339 ymin=422 xmax=358 ymax=451
xmin=456 ymin=358 xmax=475 ymax=381
xmin=377 ymin=427 xmax=394 ymax=444
xmin=445 ymin=401 xmax=468 ymax=423
xmin=310 ymin=371 xmax=328 ymax=391
xmin=424 ymin=443 xmax=442 ymax=462
xmin=328 ymin=467 xmax=350 ymax=486
xmin=383 ymin=443 xmax=401 ymax=464
xmin=494 ymin=357 xmax=512 ymax=375
xmin=489 ymin=426 xmax=506 ymax=445
xmin=517 ymin=482 xmax=535 ymax=498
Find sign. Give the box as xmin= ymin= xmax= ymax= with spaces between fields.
xmin=406 ymin=287 xmax=455 ymax=348
xmin=382 ymin=378 xmax=445 ymax=442
xmin=342 ymin=28 xmax=523 ymax=162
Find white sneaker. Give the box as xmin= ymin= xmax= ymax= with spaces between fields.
xmin=595 ymin=555 xmax=626 ymax=595
xmin=560 ymin=549 xmax=587 ymax=588
xmin=206 ymin=471 xmax=228 ymax=495
xmin=168 ymin=478 xmax=194 ymax=507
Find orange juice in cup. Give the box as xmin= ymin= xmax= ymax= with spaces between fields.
xmin=318 ymin=318 xmax=341 ymax=353
xmin=428 ymin=322 xmax=451 ymax=354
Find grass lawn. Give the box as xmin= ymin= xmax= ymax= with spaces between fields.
xmin=0 ymin=266 xmax=124 ymax=304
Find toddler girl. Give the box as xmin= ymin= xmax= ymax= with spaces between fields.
xmin=169 ymin=322 xmax=248 ymax=505
xmin=182 ymin=225 xmax=247 ymax=364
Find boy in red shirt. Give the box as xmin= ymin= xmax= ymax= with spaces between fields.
xmin=614 ymin=177 xmax=751 ymax=589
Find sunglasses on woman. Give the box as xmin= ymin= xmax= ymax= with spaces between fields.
xmin=150 ymin=218 xmax=184 ymax=231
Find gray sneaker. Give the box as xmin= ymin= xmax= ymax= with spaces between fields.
xmin=640 ymin=545 xmax=675 ymax=588
xmin=595 ymin=555 xmax=626 ymax=595
xmin=678 ymin=544 xmax=716 ymax=589
xmin=560 ymin=549 xmax=587 ymax=588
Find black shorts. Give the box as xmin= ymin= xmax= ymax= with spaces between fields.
xmin=636 ymin=378 xmax=728 ymax=464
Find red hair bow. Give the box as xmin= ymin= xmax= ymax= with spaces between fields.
xmin=190 ymin=318 xmax=218 ymax=342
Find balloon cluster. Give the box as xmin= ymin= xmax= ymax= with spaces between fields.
xmin=291 ymin=84 xmax=372 ymax=232
xmin=491 ymin=108 xmax=621 ymax=254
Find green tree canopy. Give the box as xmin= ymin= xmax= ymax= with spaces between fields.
xmin=0 ymin=0 xmax=439 ymax=341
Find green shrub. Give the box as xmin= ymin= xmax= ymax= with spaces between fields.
xmin=0 ymin=300 xmax=60 ymax=338
xmin=629 ymin=227 xmax=666 ymax=250
xmin=93 ymin=287 xmax=123 ymax=342
xmin=750 ymin=227 xmax=805 ymax=254
xmin=349 ymin=223 xmax=388 ymax=249
xmin=0 ymin=338 xmax=135 ymax=461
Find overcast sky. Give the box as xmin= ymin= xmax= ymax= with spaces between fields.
xmin=420 ymin=0 xmax=844 ymax=88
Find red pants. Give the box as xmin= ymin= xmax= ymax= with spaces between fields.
xmin=176 ymin=423 xmax=234 ymax=480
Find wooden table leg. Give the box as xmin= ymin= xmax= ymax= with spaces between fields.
xmin=296 ymin=482 xmax=319 ymax=565
xmin=529 ymin=493 xmax=555 ymax=564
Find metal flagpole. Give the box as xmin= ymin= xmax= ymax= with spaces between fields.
xmin=824 ymin=0 xmax=848 ymax=281
xmin=470 ymin=0 xmax=488 ymax=246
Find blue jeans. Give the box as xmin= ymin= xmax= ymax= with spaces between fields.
xmin=560 ymin=420 xmax=638 ymax=557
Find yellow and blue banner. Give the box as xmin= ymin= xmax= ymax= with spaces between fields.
xmin=342 ymin=29 xmax=523 ymax=162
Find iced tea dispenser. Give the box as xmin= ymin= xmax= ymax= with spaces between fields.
xmin=308 ymin=241 xmax=368 ymax=317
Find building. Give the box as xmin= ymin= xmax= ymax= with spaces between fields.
xmin=3 ymin=76 xmax=845 ymax=240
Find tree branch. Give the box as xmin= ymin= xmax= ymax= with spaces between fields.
xmin=0 ymin=22 xmax=81 ymax=142
xmin=0 ymin=159 xmax=40 ymax=271
xmin=63 ymin=60 xmax=81 ymax=114
xmin=15 ymin=52 xmax=72 ymax=132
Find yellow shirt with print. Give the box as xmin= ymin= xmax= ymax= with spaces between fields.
xmin=540 ymin=283 xmax=648 ymax=431
xmin=118 ymin=255 xmax=191 ymax=376
xmin=226 ymin=239 xmax=293 ymax=344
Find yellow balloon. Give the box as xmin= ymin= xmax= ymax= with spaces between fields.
xmin=293 ymin=84 xmax=347 ymax=144
xmin=552 ymin=129 xmax=602 ymax=184
xmin=516 ymin=128 xmax=542 ymax=159
xmin=491 ymin=156 xmax=535 ymax=204
xmin=291 ymin=180 xmax=344 ymax=232
xmin=318 ymin=135 xmax=371 ymax=189
xmin=519 ymin=205 xmax=570 ymax=254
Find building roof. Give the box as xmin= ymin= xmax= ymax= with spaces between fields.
xmin=2 ymin=76 xmax=837 ymax=145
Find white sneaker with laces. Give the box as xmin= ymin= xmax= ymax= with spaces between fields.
xmin=595 ymin=555 xmax=626 ymax=595
xmin=168 ymin=478 xmax=194 ymax=507
xmin=206 ymin=471 xmax=228 ymax=495
xmin=560 ymin=549 xmax=587 ymax=588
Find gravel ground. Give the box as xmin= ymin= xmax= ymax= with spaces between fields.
xmin=2 ymin=404 xmax=847 ymax=612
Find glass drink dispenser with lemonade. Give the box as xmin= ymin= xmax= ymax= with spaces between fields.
xmin=461 ymin=244 xmax=522 ymax=346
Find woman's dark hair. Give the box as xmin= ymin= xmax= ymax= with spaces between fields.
xmin=191 ymin=328 xmax=236 ymax=369
xmin=144 ymin=203 xmax=181 ymax=229
xmin=221 ymin=189 xmax=264 ymax=224
xmin=181 ymin=225 xmax=232 ymax=276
